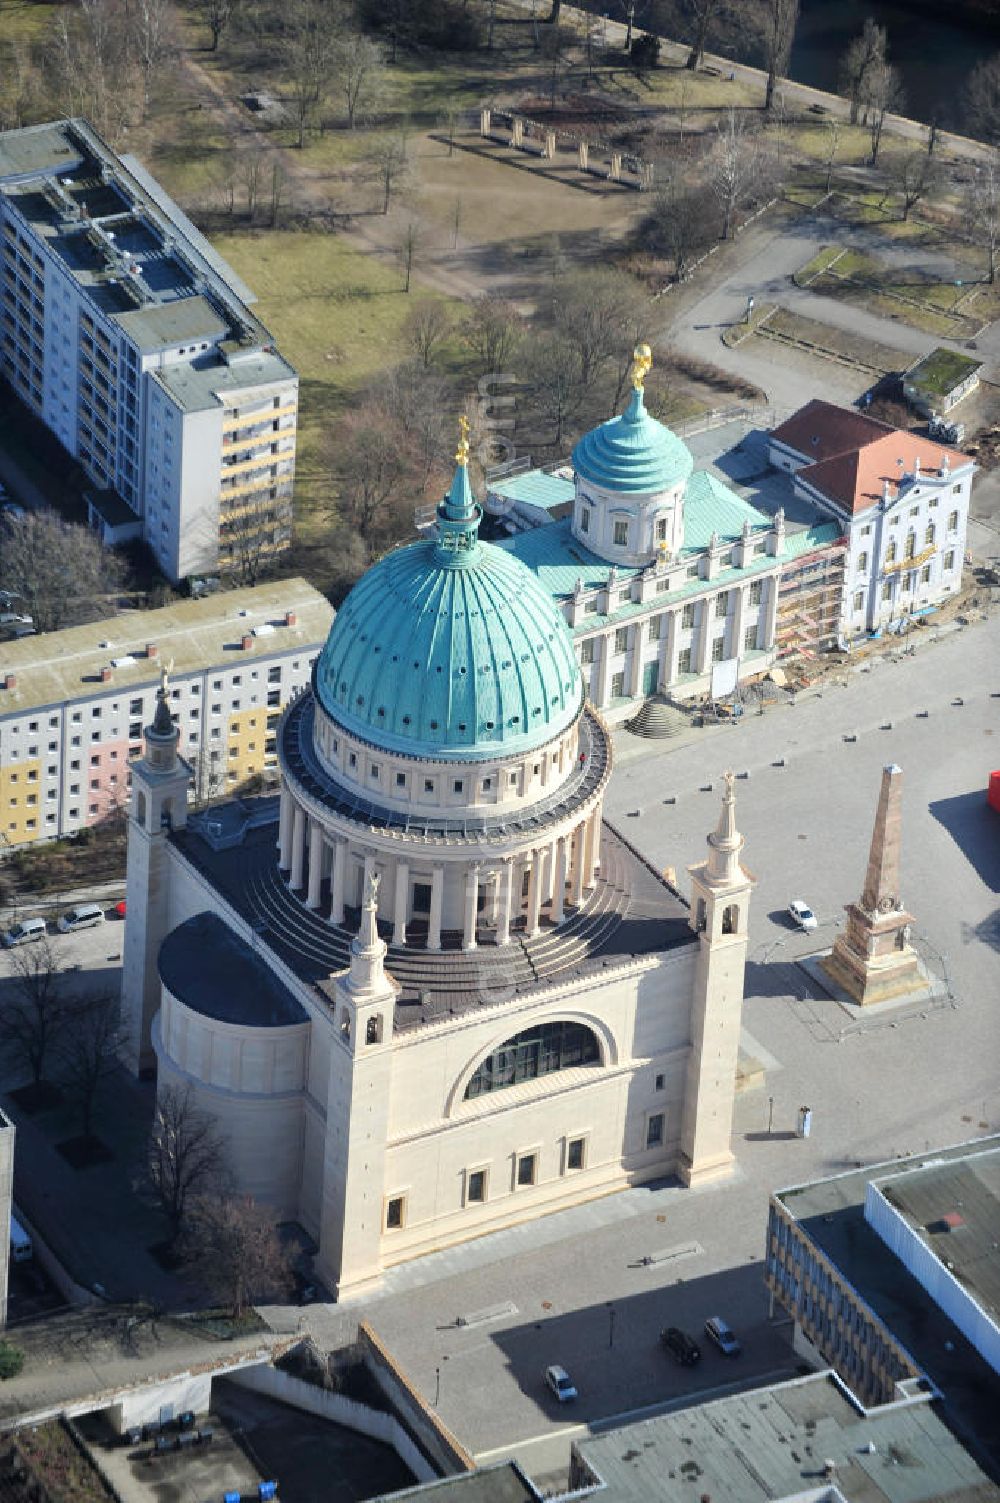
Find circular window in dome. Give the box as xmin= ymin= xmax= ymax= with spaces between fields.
xmin=458 ymin=722 xmax=466 ymax=731
xmin=377 ymin=707 xmax=385 ymax=717
xmin=486 ymin=720 xmax=495 ymax=729
xmin=356 ymin=695 xmax=364 ymax=707
xmin=510 ymin=714 xmax=520 ymax=724
xmin=430 ymin=720 xmax=439 ymax=730
xmin=402 ymin=715 xmax=411 ymax=725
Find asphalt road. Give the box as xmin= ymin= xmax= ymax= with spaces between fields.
xmin=290 ymin=612 xmax=1000 ymax=1477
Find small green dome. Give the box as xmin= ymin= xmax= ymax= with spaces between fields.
xmin=315 ymin=466 xmax=582 ymax=762
xmin=572 ymin=385 xmax=693 ymax=494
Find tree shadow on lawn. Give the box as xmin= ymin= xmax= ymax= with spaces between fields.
xmin=7 ymin=1081 xmax=63 ymax=1115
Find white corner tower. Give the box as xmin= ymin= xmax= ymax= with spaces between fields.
xmin=316 ymin=869 xmax=399 ymax=1300
xmin=121 ymin=667 xmax=191 ymax=1078
xmin=679 ymin=771 xmax=754 ymax=1186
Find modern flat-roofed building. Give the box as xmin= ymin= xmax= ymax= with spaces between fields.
xmin=765 ymin=1135 xmax=1000 ymax=1479
xmin=0 ymin=579 xmax=332 ymax=846
xmin=0 ymin=119 xmax=297 ymax=582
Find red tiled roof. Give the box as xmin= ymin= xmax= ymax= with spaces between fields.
xmin=798 ymin=430 xmax=967 ymax=515
xmin=771 ymin=399 xmax=893 ymax=464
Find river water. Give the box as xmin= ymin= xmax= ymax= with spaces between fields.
xmin=789 ymin=0 xmax=997 ymax=129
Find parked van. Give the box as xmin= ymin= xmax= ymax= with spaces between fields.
xmin=57 ymin=903 xmax=105 ymax=933
xmin=9 ymin=1213 xmax=33 ymax=1263
xmin=2 ymin=917 xmax=46 ymax=947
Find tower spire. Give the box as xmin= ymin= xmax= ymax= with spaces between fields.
xmin=348 ymin=868 xmax=388 ymax=996
xmin=435 ymin=414 xmax=481 ymax=564
xmin=705 ymin=770 xmax=745 ymax=885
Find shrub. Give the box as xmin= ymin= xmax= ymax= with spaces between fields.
xmin=0 ymin=1341 xmax=25 ymax=1379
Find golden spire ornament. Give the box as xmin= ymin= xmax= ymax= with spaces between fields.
xmin=629 ymin=342 xmax=652 ymax=391
xmin=455 ymin=414 xmax=471 ymax=467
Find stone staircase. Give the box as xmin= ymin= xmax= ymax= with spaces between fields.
xmin=626 ymin=694 xmax=691 ymax=740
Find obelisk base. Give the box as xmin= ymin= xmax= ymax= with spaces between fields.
xmin=822 ymin=902 xmax=923 ymax=1006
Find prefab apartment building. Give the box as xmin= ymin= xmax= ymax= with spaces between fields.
xmin=0 ymin=118 xmax=297 ymax=582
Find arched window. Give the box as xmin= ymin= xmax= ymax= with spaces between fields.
xmin=464 ymin=1020 xmax=600 ymax=1100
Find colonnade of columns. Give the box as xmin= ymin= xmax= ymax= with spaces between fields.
xmin=277 ymin=786 xmax=603 ymax=953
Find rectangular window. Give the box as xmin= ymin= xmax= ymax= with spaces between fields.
xmin=580 ymin=507 xmax=590 ymax=534
xmin=854 ymin=590 xmax=865 ymax=611
xmin=453 ymin=779 xmax=463 ymax=794
xmin=944 ymin=550 xmax=955 ymax=571
xmin=580 ymin=639 xmax=595 ymax=666
xmin=882 ymin=580 xmax=892 ymax=602
xmin=715 ymin=593 xmax=728 ymax=619
xmin=268 ymin=666 xmax=281 ymax=683
xmin=749 ymin=580 xmax=763 ymax=605
xmin=385 ymin=1196 xmax=405 ymax=1230
xmin=517 ymin=1153 xmax=537 ymax=1187
xmin=744 ymin=625 xmax=757 ymax=652
xmin=614 ymin=627 xmax=628 ymax=654
xmin=370 ymin=764 xmax=379 ymax=781
xmin=678 ymin=647 xmax=692 ymax=675
xmin=655 ymin=517 xmax=668 ymax=542
xmin=647 ymin=615 xmax=662 ymax=642
xmin=712 ymin=637 xmax=725 ymax=662
xmin=654 ymin=1073 xmax=665 ymax=1091
xmin=611 ymin=671 xmax=626 ymax=699
xmin=646 ymin=1113 xmax=665 ymax=1149
xmin=423 ymin=778 xmax=434 ymax=794
xmin=681 ymin=602 xmax=695 ymax=629
xmin=948 ymin=509 xmax=959 ymax=531
xmin=920 ymin=563 xmax=931 ymax=583
xmin=396 ymin=772 xmax=406 ymax=788
xmin=613 ymin=519 xmax=628 ymax=547
xmin=566 ymin=1137 xmax=585 ymax=1172
xmin=129 ymin=697 xmax=142 ymax=714
xmin=466 ymin=1169 xmax=487 ymax=1204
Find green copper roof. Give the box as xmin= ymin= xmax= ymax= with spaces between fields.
xmin=316 ymin=464 xmax=583 ymax=761
xmin=572 ymin=386 xmax=694 ymax=494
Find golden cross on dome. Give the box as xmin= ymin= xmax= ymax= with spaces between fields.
xmin=629 ymin=342 xmax=652 ymax=391
xmin=159 ymin=657 xmax=174 ymax=698
xmin=455 ymin=414 xmax=471 ymax=467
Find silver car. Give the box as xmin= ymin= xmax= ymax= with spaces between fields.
xmin=544 ymin=1364 xmax=577 ymax=1402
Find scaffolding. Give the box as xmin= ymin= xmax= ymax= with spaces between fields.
xmin=776 ymin=536 xmax=847 ymax=664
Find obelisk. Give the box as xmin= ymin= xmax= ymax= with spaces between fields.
xmin=822 ymin=764 xmax=923 ymax=1005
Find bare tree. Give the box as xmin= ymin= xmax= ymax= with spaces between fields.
xmin=404 ymin=301 xmax=452 ymax=368
xmin=686 ymin=0 xmax=722 ymax=70
xmin=382 ymin=362 xmax=450 ymax=487
xmin=838 ymin=18 xmax=887 ymax=125
xmin=463 ymin=295 xmax=523 ymax=376
xmin=0 ymin=510 xmax=124 ymax=635
xmin=523 ymin=330 xmax=584 ymax=447
xmin=863 ymin=58 xmax=903 ymax=166
xmin=60 ymin=993 xmax=124 ymax=1143
xmin=371 ymin=134 xmax=408 ymax=214
xmin=283 ymin=0 xmax=337 ymax=148
xmin=147 ymin=1084 xmax=230 ymax=1237
xmin=334 ymin=30 xmax=382 ymax=129
xmin=823 ymin=117 xmax=840 ymax=195
xmin=965 ymin=52 xmax=1000 ymax=148
xmin=197 ymin=0 xmax=237 ymax=52
xmin=0 ymin=937 xmax=67 ymax=1089
xmin=131 ymin=0 xmax=174 ymax=116
xmin=46 ymin=0 xmax=138 ymax=142
xmin=181 ymin=1194 xmax=292 ymax=1317
xmin=398 ymin=220 xmax=419 ymax=293
xmin=219 ymin=493 xmax=291 ymax=585
xmin=240 ymin=149 xmax=263 ymax=223
xmin=268 ymin=159 xmax=286 ymax=227
xmin=645 ymin=162 xmax=717 ymax=286
xmin=551 ymin=267 xmax=649 ymax=395
xmin=754 ymin=0 xmax=799 ymax=114
xmin=335 ymin=407 xmax=411 ymax=558
xmin=967 ymin=154 xmax=1000 ymax=285
xmin=711 ymin=108 xmax=770 ymax=240
xmin=891 ymin=151 xmax=937 ymax=222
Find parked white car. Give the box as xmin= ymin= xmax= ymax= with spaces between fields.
xmin=788 ymin=899 xmax=818 ymax=932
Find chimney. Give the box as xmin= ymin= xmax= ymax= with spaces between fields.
xmin=284 ymin=610 xmax=297 ymax=627
xmin=146 ymin=642 xmax=158 ymax=659
xmin=241 ymin=633 xmax=253 ymax=651
xmin=2 ymin=673 xmax=15 ymax=691
xmin=100 ymin=666 xmax=113 ymax=683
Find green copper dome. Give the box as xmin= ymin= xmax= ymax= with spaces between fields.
xmin=572 ymin=385 xmax=693 ymax=494
xmin=315 ymin=458 xmax=583 ymax=762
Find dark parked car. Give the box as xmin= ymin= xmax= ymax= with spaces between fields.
xmin=660 ymin=1326 xmax=701 ymax=1365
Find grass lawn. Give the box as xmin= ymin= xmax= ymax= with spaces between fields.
xmin=793 ymin=246 xmax=844 ymax=285
xmin=761 ymin=306 xmax=910 ymax=374
xmin=210 ymin=228 xmax=467 ymax=524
